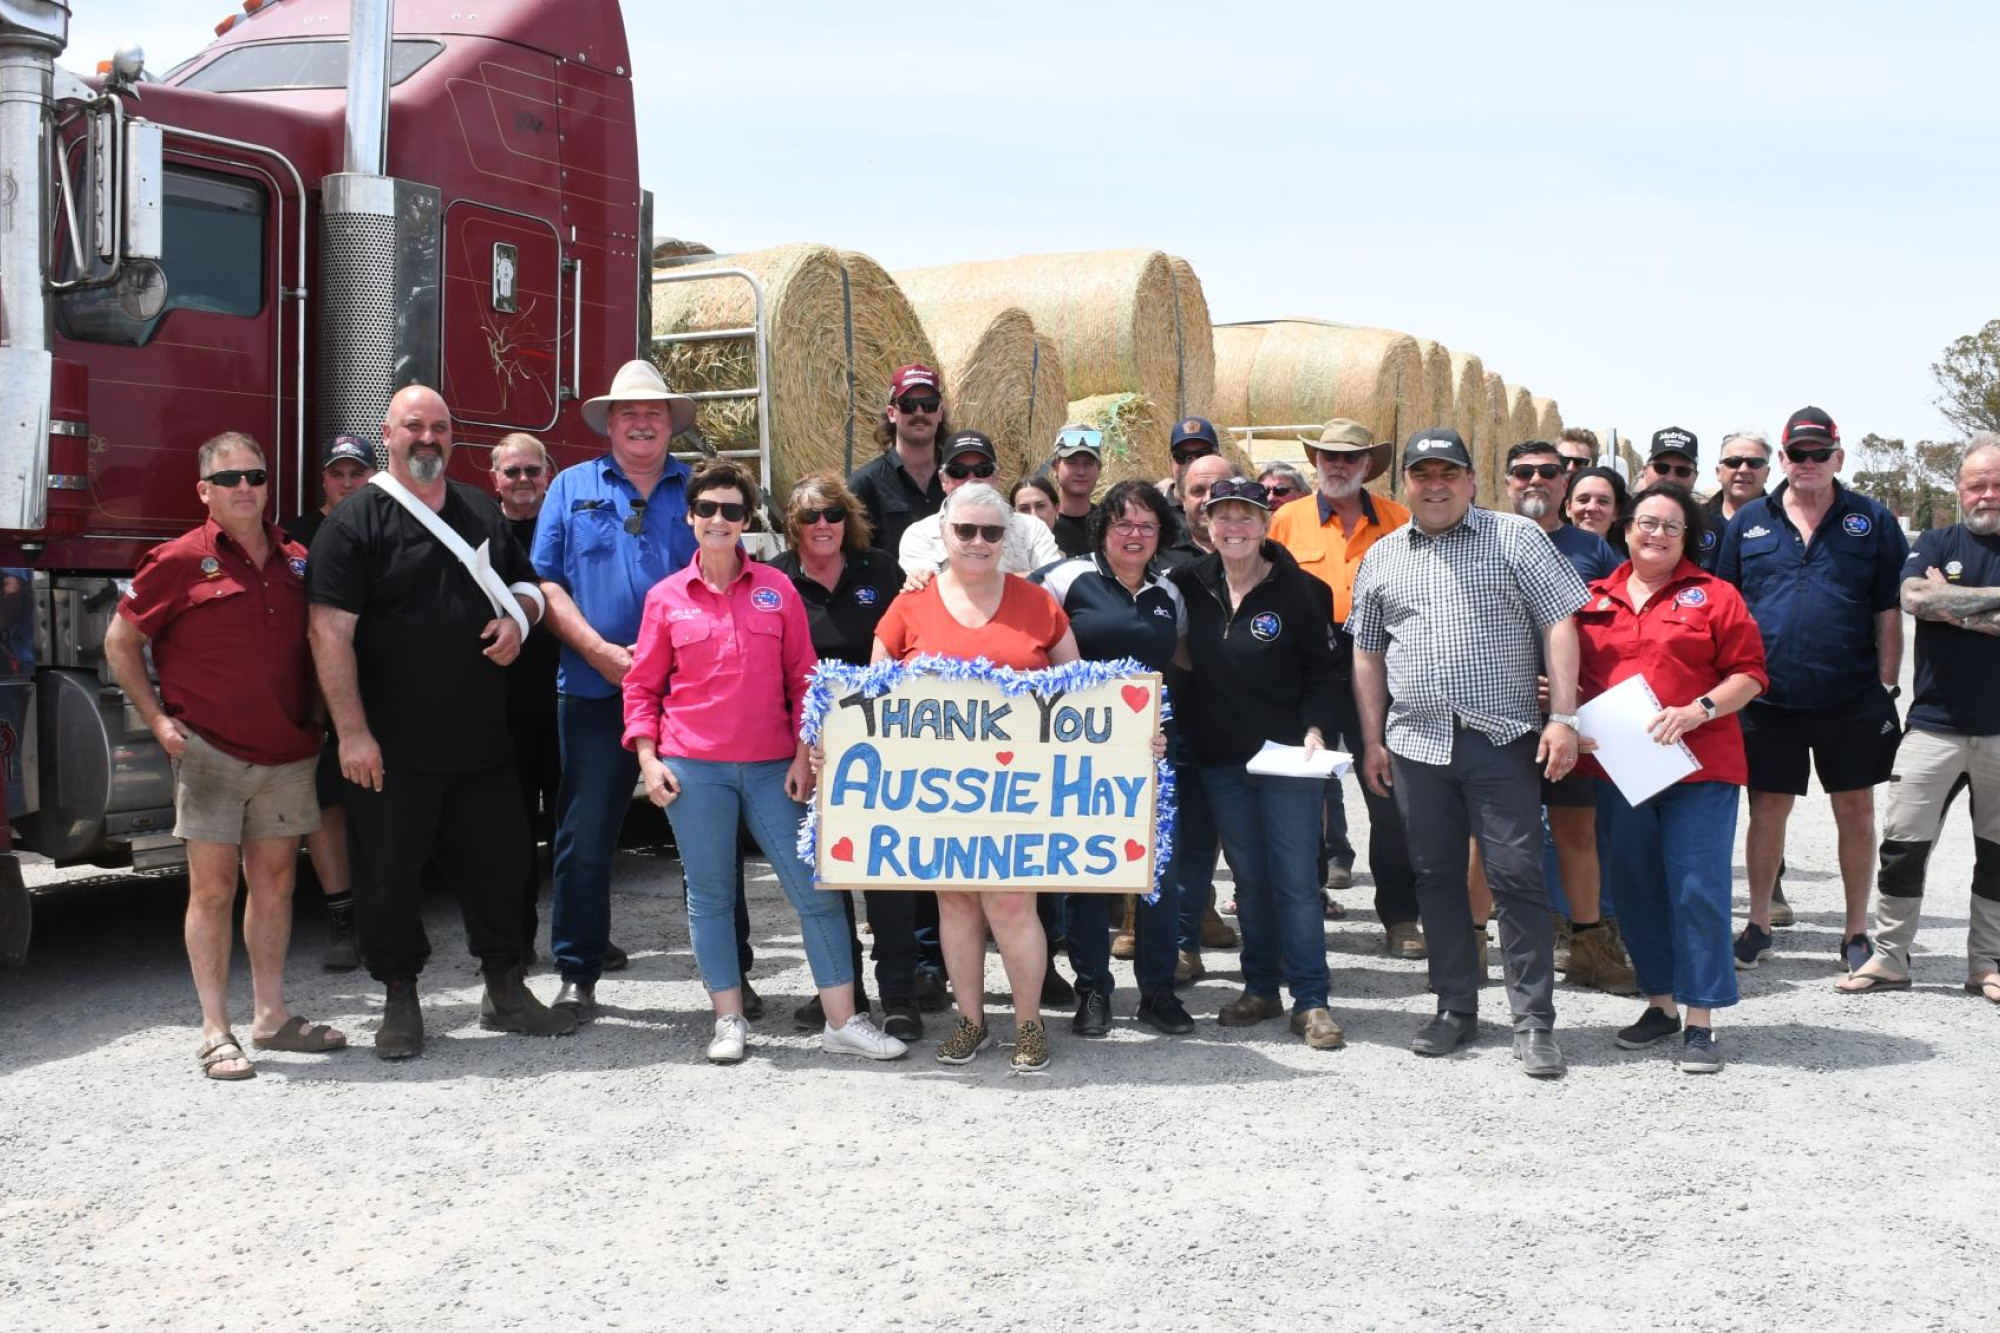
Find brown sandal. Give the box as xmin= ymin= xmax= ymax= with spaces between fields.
xmin=251 ymin=1015 xmax=348 ymax=1053
xmin=1965 ymin=975 xmax=2000 ymax=1005
xmin=198 ymin=1033 xmax=256 ymax=1081
xmin=1835 ymin=968 xmax=1911 ymax=994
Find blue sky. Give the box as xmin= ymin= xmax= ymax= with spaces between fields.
xmin=63 ymin=1 xmax=2000 ymax=465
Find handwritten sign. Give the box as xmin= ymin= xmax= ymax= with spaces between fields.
xmin=810 ymin=659 xmax=1164 ymax=893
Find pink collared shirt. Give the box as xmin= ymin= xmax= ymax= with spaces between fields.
xmin=622 ymin=551 xmax=819 ymax=762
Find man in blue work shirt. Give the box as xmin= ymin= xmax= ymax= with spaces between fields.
xmin=1717 ymin=406 xmax=1907 ymax=975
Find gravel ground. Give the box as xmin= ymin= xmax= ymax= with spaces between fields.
xmin=3 ymin=770 xmax=1996 ymax=1331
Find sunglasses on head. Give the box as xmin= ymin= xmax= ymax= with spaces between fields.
xmin=1508 ymin=463 xmax=1563 ymax=481
xmin=1651 ymin=461 xmax=1697 ymax=479
xmin=1719 ymin=455 xmax=1769 ymax=471
xmin=204 ymin=468 xmax=267 ymax=489
xmin=950 ymin=522 xmax=1006 ymax=544
xmin=1785 ymin=445 xmax=1836 ymax=464
xmin=895 ymin=394 xmax=941 ymax=415
xmin=691 ymin=498 xmax=747 ymax=522
xmin=800 ymin=505 xmax=847 ymax=526
xmin=500 ymin=464 xmax=544 ymax=480
xmin=1207 ymin=478 xmax=1270 ymax=507
xmin=943 ymin=461 xmax=997 ymax=480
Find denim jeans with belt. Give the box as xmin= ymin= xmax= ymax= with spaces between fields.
xmin=1594 ymin=778 xmax=1740 ymax=1010
xmin=660 ymin=756 xmax=852 ymax=992
xmin=1201 ymin=764 xmax=1329 ymax=1011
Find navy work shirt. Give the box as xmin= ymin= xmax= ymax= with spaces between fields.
xmin=531 ymin=453 xmax=695 ymax=699
xmin=1716 ymin=479 xmax=1906 ymax=710
xmin=1546 ymin=522 xmax=1619 ymax=585
xmin=1904 ymin=523 xmax=2000 ymax=736
xmin=1033 ymin=553 xmax=1185 ymax=673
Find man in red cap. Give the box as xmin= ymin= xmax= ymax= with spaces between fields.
xmin=849 ymin=365 xmax=948 ymax=559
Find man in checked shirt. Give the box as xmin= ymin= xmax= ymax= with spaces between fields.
xmin=1348 ymin=429 xmax=1591 ymax=1078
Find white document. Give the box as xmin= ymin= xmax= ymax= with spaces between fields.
xmin=1246 ymin=740 xmax=1352 ymax=780
xmin=1576 ymin=673 xmax=1700 ymax=806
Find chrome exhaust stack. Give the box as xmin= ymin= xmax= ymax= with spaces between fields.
xmin=0 ymin=0 xmax=69 ymax=532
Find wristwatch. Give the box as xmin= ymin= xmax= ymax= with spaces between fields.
xmin=1885 ymin=683 xmax=1902 ymax=699
xmin=1548 ymin=712 xmax=1580 ymax=730
xmin=1697 ymin=695 xmax=1718 ymax=719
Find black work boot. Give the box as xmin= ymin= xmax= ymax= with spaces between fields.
xmin=479 ymin=965 xmax=579 ymax=1037
xmin=376 ymin=978 xmax=424 ymax=1060
xmin=323 ymin=896 xmax=359 ymax=972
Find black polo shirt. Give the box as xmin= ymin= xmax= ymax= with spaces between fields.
xmin=1154 ymin=536 xmax=1209 ymax=575
xmin=768 ymin=547 xmax=902 ymax=667
xmin=1051 ymin=507 xmax=1096 ymax=559
xmin=505 ymin=513 xmax=560 ymax=728
xmin=847 ymin=449 xmax=943 ymax=558
xmin=1904 ymin=523 xmax=2000 ymax=736
xmin=282 ymin=507 xmax=326 ymax=547
xmin=308 ymin=480 xmax=536 ymax=773
xmin=1032 ymin=554 xmax=1184 ymax=673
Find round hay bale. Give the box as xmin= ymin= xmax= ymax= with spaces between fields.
xmin=1211 ymin=324 xmax=1269 ymax=433
xmin=1244 ymin=321 xmax=1421 ymax=454
xmin=1532 ymin=395 xmax=1563 ymax=441
xmin=649 ymin=243 xmax=936 ymax=498
xmin=905 ymin=300 xmax=1070 ymax=482
xmin=1066 ymin=393 xmax=1169 ymax=494
xmin=1166 ymin=255 xmax=1216 ymax=419
xmin=1508 ymin=383 xmax=1539 ymax=446
xmin=1482 ymin=372 xmax=1513 ymax=505
xmin=895 ymin=250 xmax=1212 ymax=419
xmin=1411 ymin=337 xmax=1456 ymax=438
xmin=1446 ymin=350 xmax=1486 ymax=454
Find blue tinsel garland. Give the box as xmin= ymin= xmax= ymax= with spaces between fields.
xmin=798 ymin=655 xmax=1176 ymax=902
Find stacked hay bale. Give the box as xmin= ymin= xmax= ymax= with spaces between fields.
xmin=1447 ymin=350 xmax=1487 ymax=474
xmin=1411 ymin=337 xmax=1457 ymax=440
xmin=1532 ymin=395 xmax=1563 ymax=442
xmin=903 ymin=300 xmax=1069 ymax=481
xmin=1065 ymin=393 xmax=1170 ymax=491
xmin=1165 ymin=255 xmax=1216 ymax=422
xmin=1508 ymin=384 xmax=1539 ymax=448
xmin=1481 ymin=372 xmax=1513 ymax=505
xmin=649 ymin=242 xmax=935 ymax=497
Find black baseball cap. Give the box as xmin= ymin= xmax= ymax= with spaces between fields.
xmin=1170 ymin=417 xmax=1219 ymax=455
xmin=1648 ymin=427 xmax=1698 ymax=463
xmin=323 ymin=435 xmax=374 ymax=469
xmin=1402 ymin=428 xmax=1473 ymax=471
xmin=1781 ymin=406 xmax=1839 ymax=449
xmin=943 ymin=430 xmax=996 ymax=463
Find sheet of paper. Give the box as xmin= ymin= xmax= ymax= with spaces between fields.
xmin=1245 ymin=740 xmax=1352 ymax=780
xmin=1576 ymin=673 xmax=1700 ymax=806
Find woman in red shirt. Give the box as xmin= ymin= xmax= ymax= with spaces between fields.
xmin=1576 ymin=483 xmax=1767 ymax=1074
xmin=870 ymin=482 xmax=1081 ymax=1073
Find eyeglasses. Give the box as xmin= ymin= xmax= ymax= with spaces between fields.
xmin=203 ymin=468 xmax=267 ymax=488
xmin=691 ymin=498 xmax=747 ymax=522
xmin=500 ymin=465 xmax=544 ymax=480
xmin=1650 ymin=462 xmax=1697 ymax=480
xmin=1785 ymin=445 xmax=1836 ymax=464
xmin=1631 ymin=515 xmax=1688 ymax=537
xmin=950 ymin=522 xmax=1006 ymax=544
xmin=1719 ymin=456 xmax=1769 ymax=471
xmin=1507 ymin=464 xmax=1563 ymax=481
xmin=1206 ymin=479 xmax=1270 ymax=507
xmin=799 ymin=506 xmax=847 ymax=526
xmin=1111 ymin=521 xmax=1161 ymax=537
xmin=895 ymin=395 xmax=941 ymax=415
xmin=943 ymin=461 xmax=997 ymax=480
xmin=626 ymin=498 xmax=649 ymax=535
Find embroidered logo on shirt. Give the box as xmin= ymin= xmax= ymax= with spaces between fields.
xmin=199 ymin=556 xmax=222 ymax=579
xmin=1841 ymin=513 xmax=1872 ymax=537
xmin=1249 ymin=612 xmax=1282 ymax=641
xmin=853 ymin=586 xmax=880 ymax=606
xmin=1597 ymin=596 xmax=1612 ymax=610
xmin=750 ymin=587 xmax=783 ymax=612
xmin=1881 ymin=719 xmax=1896 ymax=735
xmin=1945 ymin=560 xmax=1963 ymax=580
xmin=1699 ymin=530 xmax=1717 ymax=550
xmin=1153 ymin=604 xmax=1173 ymax=619
xmin=668 ymin=607 xmax=702 ymax=621
xmin=1744 ymin=525 xmax=1771 ymax=539
xmin=287 ymin=556 xmax=307 ymax=578
xmin=1675 ymin=587 xmax=1707 ymax=607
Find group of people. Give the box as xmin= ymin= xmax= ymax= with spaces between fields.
xmin=119 ymin=350 xmax=2000 ymax=1081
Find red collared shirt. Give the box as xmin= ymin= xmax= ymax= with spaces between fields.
xmin=622 ymin=550 xmax=818 ymax=763
xmin=119 ymin=518 xmax=321 ymax=766
xmin=1574 ymin=558 xmax=1769 ymax=788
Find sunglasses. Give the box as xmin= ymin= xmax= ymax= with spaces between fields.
xmin=1207 ymin=478 xmax=1270 ymax=507
xmin=1264 ymin=484 xmax=1300 ymax=500
xmin=203 ymin=468 xmax=268 ymax=488
xmin=1560 ymin=456 xmax=1589 ymax=470
xmin=500 ymin=464 xmax=544 ymax=480
xmin=950 ymin=522 xmax=1006 ymax=544
xmin=800 ymin=505 xmax=847 ymax=526
xmin=1507 ymin=463 xmax=1563 ymax=481
xmin=943 ymin=461 xmax=997 ymax=480
xmin=1650 ymin=462 xmax=1697 ymax=480
xmin=1056 ymin=427 xmax=1104 ymax=453
xmin=691 ymin=498 xmax=747 ymax=523
xmin=1785 ymin=445 xmax=1837 ymax=464
xmin=895 ymin=395 xmax=941 ymax=415
xmin=625 ymin=498 xmax=648 ymax=535
xmin=1718 ymin=456 xmax=1767 ymax=471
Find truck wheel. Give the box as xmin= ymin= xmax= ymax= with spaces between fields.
xmin=0 ymin=852 xmax=27 ymax=965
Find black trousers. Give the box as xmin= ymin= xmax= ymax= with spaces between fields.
xmin=346 ymin=762 xmax=530 ymax=984
xmin=861 ymin=890 xmax=920 ymax=1003
xmin=1330 ymin=685 xmax=1423 ymax=928
xmin=509 ymin=706 xmax=561 ymax=954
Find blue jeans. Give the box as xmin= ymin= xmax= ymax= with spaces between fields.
xmin=1067 ymin=877 xmax=1181 ymax=998
xmin=1541 ymin=810 xmax=1619 ymax=922
xmin=1320 ymin=777 xmax=1354 ymax=870
xmin=1594 ymin=779 xmax=1740 ymax=1010
xmin=660 ymin=756 xmax=852 ymax=993
xmin=1173 ymin=761 xmax=1222 ymax=952
xmin=1202 ymin=765 xmax=1329 ymax=1011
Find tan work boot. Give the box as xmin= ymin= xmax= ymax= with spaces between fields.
xmin=1385 ymin=921 xmax=1427 ymax=960
xmin=1290 ymin=1006 xmax=1345 ymax=1049
xmin=1175 ymin=949 xmax=1205 ymax=984
xmin=1565 ymin=925 xmax=1640 ymax=995
xmin=1552 ymin=916 xmax=1573 ymax=972
xmin=1216 ymin=991 xmax=1284 ymax=1027
xmin=1110 ymin=895 xmax=1137 ymax=960
xmin=1200 ymin=905 xmax=1239 ymax=950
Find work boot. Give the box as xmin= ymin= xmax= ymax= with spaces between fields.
xmin=1385 ymin=921 xmax=1427 ymax=960
xmin=1769 ymin=879 xmax=1795 ymax=928
xmin=1552 ymin=916 xmax=1573 ymax=972
xmin=375 ymin=978 xmax=423 ymax=1060
xmin=1110 ymin=896 xmax=1137 ymax=960
xmin=1175 ymin=949 xmax=1205 ymax=985
xmin=322 ymin=897 xmax=359 ymax=972
xmin=478 ymin=965 xmax=579 ymax=1037
xmin=1565 ymin=925 xmax=1640 ymax=995
xmin=1200 ymin=905 xmax=1239 ymax=950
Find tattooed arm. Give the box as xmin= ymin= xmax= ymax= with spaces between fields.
xmin=1903 ymin=568 xmax=2000 ymax=635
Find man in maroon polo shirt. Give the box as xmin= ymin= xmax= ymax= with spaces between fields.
xmin=105 ymin=432 xmax=345 ymax=1080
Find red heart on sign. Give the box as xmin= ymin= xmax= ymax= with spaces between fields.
xmin=995 ymin=751 xmax=1014 ymax=766
xmin=830 ymin=837 xmax=854 ymax=863
xmin=1124 ymin=839 xmax=1145 ymax=861
xmin=1121 ymin=685 xmax=1149 ymax=713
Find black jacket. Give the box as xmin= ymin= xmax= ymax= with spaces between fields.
xmin=1170 ymin=541 xmax=1342 ymax=766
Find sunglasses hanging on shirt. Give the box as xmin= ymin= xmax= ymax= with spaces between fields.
xmin=625 ymin=498 xmax=648 ymax=535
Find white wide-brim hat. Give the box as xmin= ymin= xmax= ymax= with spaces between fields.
xmin=582 ymin=359 xmax=698 ymax=436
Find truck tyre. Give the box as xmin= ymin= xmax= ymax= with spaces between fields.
xmin=0 ymin=852 xmax=27 ymax=965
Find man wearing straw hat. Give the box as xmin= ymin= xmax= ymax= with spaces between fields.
xmin=1268 ymin=420 xmax=1426 ymax=961
xmin=850 ymin=364 xmax=949 ymax=559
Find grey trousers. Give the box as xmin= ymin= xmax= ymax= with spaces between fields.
xmin=1875 ymin=726 xmax=2000 ymax=978
xmin=1390 ymin=729 xmax=1557 ymax=1031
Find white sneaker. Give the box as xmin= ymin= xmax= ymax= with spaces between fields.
xmin=706 ymin=1013 xmax=750 ymax=1064
xmin=822 ymin=1013 xmax=908 ymax=1062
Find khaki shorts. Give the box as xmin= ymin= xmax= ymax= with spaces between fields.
xmin=171 ymin=731 xmax=322 ymax=845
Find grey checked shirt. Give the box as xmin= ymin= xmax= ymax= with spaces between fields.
xmin=1347 ymin=506 xmax=1589 ymax=764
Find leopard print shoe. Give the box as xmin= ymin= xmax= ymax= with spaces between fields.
xmin=935 ymin=1017 xmax=991 ymax=1066
xmin=1010 ymin=1020 xmax=1050 ymax=1074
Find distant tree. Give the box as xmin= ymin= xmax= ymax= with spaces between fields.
xmin=1849 ymin=433 xmax=1958 ymax=528
xmin=1932 ymin=320 xmax=2000 ymax=435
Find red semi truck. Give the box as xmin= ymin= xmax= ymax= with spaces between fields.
xmin=0 ymin=0 xmax=766 ymax=955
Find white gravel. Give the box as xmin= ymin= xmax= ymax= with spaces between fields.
xmin=2 ymin=773 xmax=1995 ymax=1331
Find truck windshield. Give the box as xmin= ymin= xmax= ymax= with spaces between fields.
xmin=54 ymin=167 xmax=267 ymax=347
xmin=176 ymin=39 xmax=442 ymax=92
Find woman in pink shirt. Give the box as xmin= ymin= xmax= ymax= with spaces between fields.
xmin=624 ymin=462 xmax=905 ymax=1066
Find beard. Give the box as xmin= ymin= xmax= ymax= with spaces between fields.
xmin=1319 ymin=472 xmax=1364 ymax=500
xmin=1516 ymin=493 xmax=1552 ymax=521
xmin=1967 ymin=508 xmax=2000 ymax=537
xmin=408 ymin=447 xmax=446 ymax=484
